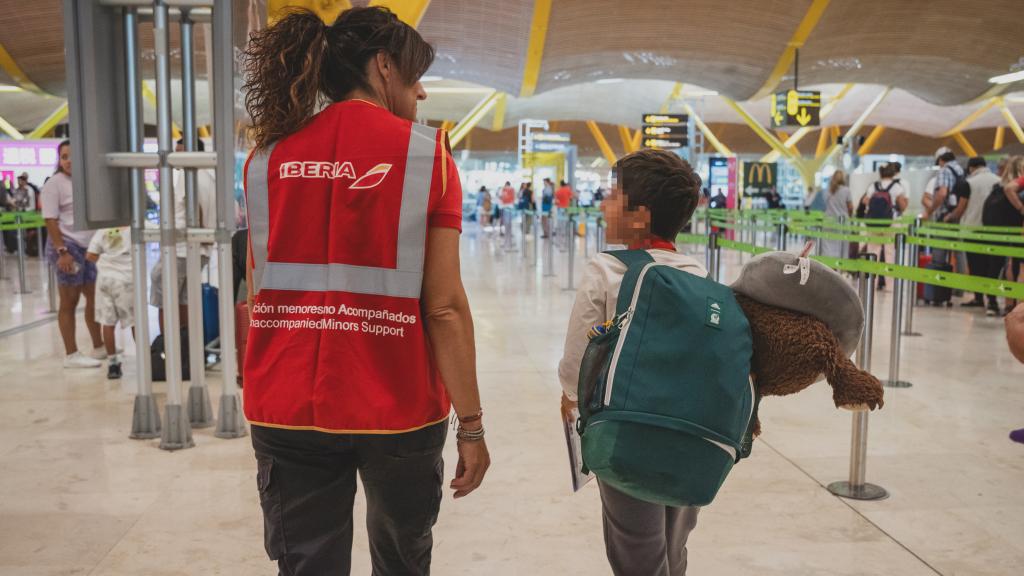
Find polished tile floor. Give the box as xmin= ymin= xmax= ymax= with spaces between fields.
xmin=1 ymin=226 xmax=1022 ymax=576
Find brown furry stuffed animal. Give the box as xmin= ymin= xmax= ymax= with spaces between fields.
xmin=731 ymin=250 xmax=885 ymax=436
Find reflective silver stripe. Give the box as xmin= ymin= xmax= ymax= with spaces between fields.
xmin=247 ymin=142 xmax=275 ymax=295
xmin=261 ymin=262 xmax=424 ymax=299
xmin=247 ymin=123 xmax=438 ymax=298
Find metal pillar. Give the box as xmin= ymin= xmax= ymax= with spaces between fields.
xmin=125 ymin=6 xmax=159 ymax=440
xmin=521 ymin=211 xmax=528 ymax=255
xmin=155 ymin=0 xmax=193 ymax=451
xmin=566 ymin=213 xmax=576 ymax=291
xmin=596 ymin=216 xmax=606 ymax=253
xmin=828 ymin=253 xmax=888 ymax=501
xmin=532 ymin=209 xmax=540 ymax=266
xmin=15 ymin=216 xmax=29 ymax=294
xmin=776 ymin=222 xmax=787 ymax=251
xmin=503 ymin=208 xmax=514 ymax=252
xmin=707 ymin=232 xmax=720 ymax=282
xmin=902 ymin=217 xmax=922 ymax=337
xmin=886 ymin=234 xmax=912 ymax=388
xmin=211 ymin=0 xmax=245 ymax=439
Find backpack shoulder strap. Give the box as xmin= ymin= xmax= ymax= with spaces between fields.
xmin=606 ymin=250 xmax=656 ymax=316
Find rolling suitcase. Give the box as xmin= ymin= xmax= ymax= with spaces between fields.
xmin=923 ymin=260 xmax=953 ymax=306
xmin=917 ymin=253 xmax=932 ymax=300
xmin=201 ymin=284 xmax=220 ymax=345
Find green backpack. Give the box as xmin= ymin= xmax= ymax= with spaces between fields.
xmin=577 ymin=250 xmax=757 ymax=507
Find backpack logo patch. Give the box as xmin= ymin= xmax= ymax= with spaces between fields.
xmin=706 ymin=298 xmax=723 ymax=329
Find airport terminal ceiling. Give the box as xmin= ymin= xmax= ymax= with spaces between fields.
xmin=1 ymin=0 xmax=1023 ymax=151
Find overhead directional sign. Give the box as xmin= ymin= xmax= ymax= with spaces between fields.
xmin=770 ymin=89 xmax=821 ymax=128
xmin=642 ymin=113 xmax=687 ymax=126
xmin=641 ymin=113 xmax=689 ymax=149
xmin=643 ymin=136 xmax=688 ymax=149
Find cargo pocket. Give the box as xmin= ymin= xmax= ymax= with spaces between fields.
xmin=255 ymin=455 xmax=285 ymax=560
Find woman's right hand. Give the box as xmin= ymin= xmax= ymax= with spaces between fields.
xmin=57 ymin=252 xmax=75 ymax=273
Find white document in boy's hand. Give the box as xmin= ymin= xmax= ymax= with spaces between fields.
xmin=564 ymin=409 xmax=595 ymax=492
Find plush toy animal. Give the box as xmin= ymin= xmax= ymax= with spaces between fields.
xmin=730 ymin=248 xmax=885 ymax=436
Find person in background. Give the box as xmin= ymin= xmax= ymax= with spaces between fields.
xmin=149 ymin=137 xmax=217 ymax=334
xmin=1005 ymin=303 xmax=1024 ymax=443
xmin=6 ymin=172 xmax=38 ymax=212
xmin=86 ymin=227 xmax=134 ymax=380
xmin=42 ymin=140 xmax=103 ymax=368
xmin=962 ymin=156 xmax=1001 ymax=310
xmin=499 ymin=180 xmax=515 ymax=208
xmin=541 ymin=177 xmax=554 ymax=238
xmin=479 ymin=186 xmax=493 ymax=228
xmin=475 ymin=185 xmax=489 ymax=225
xmin=858 ymin=163 xmax=904 ymax=290
xmin=555 ymin=179 xmax=574 ymax=210
xmin=822 ymin=170 xmax=852 ymax=259
xmin=766 ymin=187 xmax=783 ymax=209
xmin=559 ymin=148 xmax=704 ymax=576
xmin=994 ymin=156 xmax=1024 ymax=315
xmin=925 ymin=148 xmax=969 ymax=269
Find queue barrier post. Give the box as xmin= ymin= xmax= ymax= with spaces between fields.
xmin=15 ymin=215 xmax=29 ymax=294
xmin=776 ymin=222 xmax=787 ymax=251
xmin=828 ymin=253 xmax=889 ymax=501
xmin=902 ymin=217 xmax=922 ymax=337
xmin=504 ymin=208 xmax=514 ymax=252
xmin=521 ymin=210 xmax=529 ymax=255
xmin=886 ymin=233 xmax=912 ymax=389
xmin=707 ymin=232 xmax=720 ymax=282
xmin=36 ymin=221 xmax=44 ymax=262
xmin=569 ymin=212 xmax=577 ymax=289
xmin=596 ymin=215 xmax=606 ymax=253
xmin=186 ymin=234 xmax=214 ymax=428
xmin=544 ymin=220 xmax=556 ymax=277
xmin=533 ymin=209 xmax=540 ymax=267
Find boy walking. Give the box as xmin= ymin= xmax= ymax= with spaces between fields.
xmin=558 ymin=149 xmax=704 ymax=575
xmin=86 ymin=227 xmax=134 ymax=379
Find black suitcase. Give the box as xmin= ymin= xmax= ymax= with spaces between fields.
xmin=923 ymin=262 xmax=953 ymax=306
xmin=151 ymin=329 xmax=191 ymax=382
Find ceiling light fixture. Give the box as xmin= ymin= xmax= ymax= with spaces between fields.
xmin=990 ymin=70 xmax=1024 ymax=84
xmin=595 ymin=78 xmax=624 ymax=84
xmin=420 ymin=75 xmax=444 ymax=82
xmin=0 ymin=84 xmax=22 ymax=93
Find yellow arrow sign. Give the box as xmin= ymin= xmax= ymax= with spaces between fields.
xmin=795 ymin=107 xmax=812 ymax=126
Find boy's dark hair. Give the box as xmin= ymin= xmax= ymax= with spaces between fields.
xmin=967 ymin=156 xmax=987 ymax=170
xmin=613 ymin=149 xmax=702 ymax=240
xmin=938 ymin=151 xmax=957 ymax=164
xmin=879 ymin=163 xmax=897 ymax=179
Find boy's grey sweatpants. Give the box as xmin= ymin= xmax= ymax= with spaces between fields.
xmin=599 ymin=481 xmax=700 ymax=576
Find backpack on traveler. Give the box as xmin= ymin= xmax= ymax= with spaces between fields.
xmin=865 ymin=181 xmax=896 ymax=220
xmin=575 ymin=250 xmax=756 ymax=507
xmin=939 ymin=166 xmax=971 ymax=222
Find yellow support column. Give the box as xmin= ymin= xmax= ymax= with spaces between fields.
xmin=490 ymin=93 xmax=507 ymax=131
xmin=25 ymin=102 xmax=69 ymax=139
xmin=998 ymin=99 xmax=1024 ymax=143
xmin=995 ymin=126 xmax=1006 ymax=151
xmin=439 ymin=120 xmax=454 ymax=132
xmin=814 ymin=128 xmax=830 ymax=159
xmin=617 ymin=125 xmax=636 ymax=154
xmin=586 ymin=121 xmax=618 ymax=165
xmin=0 ymin=115 xmax=23 ymax=140
xmin=682 ymin=103 xmax=732 ymax=157
xmin=750 ymin=0 xmax=833 ymax=100
xmin=0 ymin=43 xmax=51 ymax=97
xmin=449 ymin=91 xmax=500 ymax=147
xmin=519 ymin=0 xmax=553 ymax=97
xmin=943 ymin=97 xmax=1000 ymax=137
xmin=268 ymin=0 xmax=352 ymax=25
xmin=952 ymin=132 xmax=978 ymax=158
xmin=857 ymin=125 xmax=886 ymax=156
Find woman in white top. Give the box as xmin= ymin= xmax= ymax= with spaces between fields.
xmin=822 ymin=170 xmax=853 ymax=258
xmin=41 ymin=140 xmax=104 ymax=368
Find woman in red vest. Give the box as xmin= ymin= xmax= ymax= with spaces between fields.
xmin=243 ymin=7 xmax=489 ymax=574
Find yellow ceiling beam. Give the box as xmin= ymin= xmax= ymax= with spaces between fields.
xmin=857 ymin=125 xmax=885 ymax=156
xmin=814 ymin=127 xmax=830 ymax=159
xmin=0 ymin=42 xmax=50 ymax=97
xmin=762 ymin=82 xmax=853 ymax=162
xmin=814 ymin=87 xmax=892 ymax=172
xmin=490 ymin=92 xmax=507 ymax=131
xmin=0 ymin=114 xmax=23 ymax=140
xmin=750 ymin=0 xmax=833 ymax=101
xmin=449 ymin=91 xmax=500 ymax=147
xmin=617 ymin=125 xmax=637 ymax=154
xmin=631 ymin=129 xmax=642 ymax=151
xmin=662 ymin=82 xmax=684 ymax=113
xmin=267 ymin=0 xmax=352 ymax=25
xmin=998 ymin=98 xmax=1024 ymax=144
xmin=942 ymin=97 xmax=1000 ymax=137
xmin=952 ymin=132 xmax=977 ymax=158
xmin=369 ymin=0 xmax=431 ymax=27
xmin=994 ymin=126 xmax=1006 ymax=151
xmin=439 ymin=120 xmax=454 ymax=132
xmin=25 ymin=101 xmax=69 ymax=139
xmin=586 ymin=120 xmax=618 ymax=166
xmin=722 ymin=96 xmax=815 ymax=188
xmin=682 ymin=102 xmax=733 ymax=157
xmin=519 ymin=0 xmax=553 ymax=97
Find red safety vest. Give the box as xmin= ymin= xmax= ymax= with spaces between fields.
xmin=243 ymin=101 xmax=453 ymax=434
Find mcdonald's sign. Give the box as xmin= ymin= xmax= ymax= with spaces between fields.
xmin=743 ymin=162 xmax=777 ymax=197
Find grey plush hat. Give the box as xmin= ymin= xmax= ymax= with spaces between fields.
xmin=731 ymin=251 xmax=863 ymax=357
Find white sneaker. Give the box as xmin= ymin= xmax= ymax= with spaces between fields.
xmin=65 ymin=352 xmax=102 ymax=369
xmin=89 ymin=348 xmax=108 ymax=360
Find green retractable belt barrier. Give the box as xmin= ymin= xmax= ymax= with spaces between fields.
xmin=717 ymin=238 xmax=773 ymax=255
xmin=0 ymin=211 xmax=45 ymax=231
xmin=920 ymin=221 xmax=1024 ymax=234
xmin=907 ymin=235 xmax=1024 ymax=259
xmin=788 ymin=226 xmax=896 ymax=244
xmin=915 ymin=226 xmax=1024 ymax=245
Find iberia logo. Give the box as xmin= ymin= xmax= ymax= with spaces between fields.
xmin=279 ymin=161 xmax=393 ymax=190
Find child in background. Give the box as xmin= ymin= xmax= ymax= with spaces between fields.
xmin=558 ymin=149 xmax=704 ymax=575
xmin=86 ymin=227 xmax=134 ymax=380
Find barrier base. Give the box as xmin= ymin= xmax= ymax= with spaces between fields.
xmin=129 ymin=394 xmax=161 ymax=439
xmin=187 ymin=385 xmax=215 ymax=428
xmin=159 ymin=404 xmax=195 ymax=451
xmin=214 ymin=394 xmax=248 ymax=439
xmin=827 ymin=481 xmax=889 ymax=501
xmin=901 ymin=331 xmax=922 ymax=337
xmin=884 ymin=379 xmax=913 ymax=389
